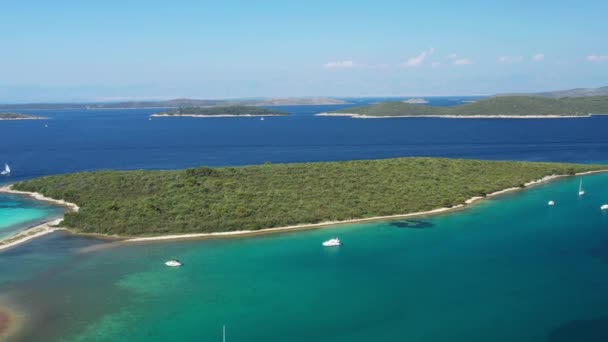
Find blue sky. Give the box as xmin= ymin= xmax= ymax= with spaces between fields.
xmin=1 ymin=0 xmax=607 ymax=102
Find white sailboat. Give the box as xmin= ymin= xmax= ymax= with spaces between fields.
xmin=578 ymin=179 xmax=585 ymax=196
xmin=1 ymin=163 xmax=10 ymax=176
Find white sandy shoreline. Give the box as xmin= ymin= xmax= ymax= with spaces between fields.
xmin=0 ymin=170 xmax=606 ymax=248
xmin=315 ymin=112 xmax=594 ymax=119
xmin=150 ymin=114 xmax=287 ymax=118
xmin=0 ymin=186 xmax=79 ymax=251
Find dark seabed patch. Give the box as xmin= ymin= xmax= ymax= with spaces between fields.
xmin=547 ymin=317 xmax=608 ymax=342
xmin=587 ymin=240 xmax=608 ymax=261
xmin=0 ymin=310 xmax=8 ymax=336
xmin=389 ymin=220 xmax=434 ymax=229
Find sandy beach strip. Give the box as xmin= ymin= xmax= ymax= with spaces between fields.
xmin=315 ymin=112 xmax=592 ymax=119
xmin=150 ymin=114 xmax=287 ymax=118
xmin=0 ymin=185 xmax=79 ymax=212
xmin=0 ymin=219 xmax=66 ymax=252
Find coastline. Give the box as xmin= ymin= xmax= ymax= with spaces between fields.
xmin=315 ymin=112 xmax=592 ymax=119
xmin=0 ymin=185 xmax=80 ymax=212
xmin=150 ymin=113 xmax=287 ymax=118
xmin=0 ymin=117 xmax=47 ymax=121
xmin=0 ymin=219 xmax=65 ymax=252
xmin=123 ymin=169 xmax=607 ymax=243
xmin=1 ymin=170 xmax=606 ymax=247
xmin=0 ymin=185 xmax=79 ymax=252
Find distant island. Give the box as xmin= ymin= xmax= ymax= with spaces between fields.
xmin=497 ymin=85 xmax=608 ymax=98
xmin=254 ymin=97 xmax=347 ymax=106
xmin=151 ymin=105 xmax=289 ymax=117
xmin=8 ymin=158 xmax=604 ymax=238
xmin=318 ymin=95 xmax=608 ymax=118
xmin=0 ymin=112 xmax=46 ymax=120
xmin=0 ymin=97 xmax=347 ymax=110
xmin=403 ymin=98 xmax=429 ymax=104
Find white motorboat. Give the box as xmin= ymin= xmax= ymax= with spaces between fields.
xmin=578 ymin=179 xmax=585 ymax=196
xmin=165 ymin=259 xmax=182 ymax=267
xmin=601 ymin=204 xmax=608 ymax=210
xmin=322 ymin=237 xmax=341 ymax=247
xmin=1 ymin=163 xmax=10 ymax=176
xmin=548 ymin=200 xmax=555 ymax=206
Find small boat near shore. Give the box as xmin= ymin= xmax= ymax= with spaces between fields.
xmin=165 ymin=259 xmax=182 ymax=267
xmin=323 ymin=237 xmax=341 ymax=247
xmin=548 ymin=200 xmax=555 ymax=206
xmin=578 ymin=179 xmax=585 ymax=196
xmin=601 ymin=204 xmax=608 ymax=210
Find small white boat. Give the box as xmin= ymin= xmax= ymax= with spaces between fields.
xmin=578 ymin=179 xmax=585 ymax=196
xmin=322 ymin=237 xmax=341 ymax=247
xmin=548 ymin=200 xmax=555 ymax=206
xmin=601 ymin=204 xmax=608 ymax=210
xmin=165 ymin=259 xmax=182 ymax=267
xmin=260 ymin=117 xmax=265 ymax=121
xmin=0 ymin=163 xmax=10 ymax=176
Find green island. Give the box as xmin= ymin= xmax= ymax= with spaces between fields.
xmin=11 ymin=158 xmax=604 ymax=237
xmin=152 ymin=105 xmax=289 ymax=117
xmin=323 ymin=95 xmax=608 ymax=117
xmin=0 ymin=112 xmax=45 ymax=120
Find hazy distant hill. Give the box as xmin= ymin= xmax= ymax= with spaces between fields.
xmin=497 ymin=86 xmax=608 ymax=98
xmin=253 ymin=97 xmax=347 ymax=106
xmin=0 ymin=97 xmax=347 ymax=110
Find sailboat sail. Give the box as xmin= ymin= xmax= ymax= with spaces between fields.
xmin=1 ymin=163 xmax=9 ymax=175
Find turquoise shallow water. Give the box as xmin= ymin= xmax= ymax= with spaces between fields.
xmin=0 ymin=194 xmax=63 ymax=239
xmin=2 ymin=174 xmax=608 ymax=341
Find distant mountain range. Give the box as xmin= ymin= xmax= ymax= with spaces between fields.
xmin=497 ymin=86 xmax=608 ymax=98
xmin=0 ymin=97 xmax=348 ymax=110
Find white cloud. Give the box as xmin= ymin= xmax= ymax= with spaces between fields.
xmin=532 ymin=53 xmax=545 ymax=61
xmin=586 ymin=55 xmax=608 ymax=62
xmin=431 ymin=61 xmax=441 ymax=68
xmin=498 ymin=56 xmax=523 ymax=63
xmin=453 ymin=58 xmax=474 ymax=66
xmin=447 ymin=53 xmax=458 ymax=59
xmin=401 ymin=48 xmax=435 ymax=68
xmin=323 ymin=60 xmax=357 ymax=69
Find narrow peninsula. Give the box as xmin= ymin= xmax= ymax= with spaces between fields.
xmin=9 ymin=158 xmax=605 ymax=239
xmin=0 ymin=112 xmax=46 ymax=120
xmin=151 ymin=105 xmax=289 ymax=118
xmin=318 ymin=95 xmax=608 ymax=118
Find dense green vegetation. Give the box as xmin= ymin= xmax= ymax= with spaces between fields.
xmin=330 ymin=96 xmax=608 ymax=117
xmin=0 ymin=112 xmax=44 ymax=119
xmin=156 ymin=105 xmax=289 ymax=116
xmin=13 ymin=158 xmax=604 ymax=236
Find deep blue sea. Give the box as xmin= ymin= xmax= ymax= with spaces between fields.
xmin=1 ymin=96 xmax=606 ymax=184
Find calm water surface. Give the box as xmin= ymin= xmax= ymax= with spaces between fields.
xmin=1 ymin=98 xmax=608 ymax=341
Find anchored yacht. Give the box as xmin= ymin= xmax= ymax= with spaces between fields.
xmin=322 ymin=238 xmax=341 ymax=247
